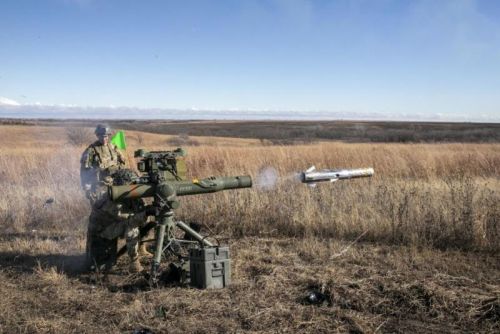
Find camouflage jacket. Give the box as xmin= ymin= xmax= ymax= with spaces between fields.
xmin=89 ymin=197 xmax=148 ymax=240
xmin=80 ymin=140 xmax=126 ymax=192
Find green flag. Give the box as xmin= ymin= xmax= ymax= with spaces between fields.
xmin=111 ymin=130 xmax=126 ymax=150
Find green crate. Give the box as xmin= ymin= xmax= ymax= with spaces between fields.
xmin=189 ymin=246 xmax=231 ymax=289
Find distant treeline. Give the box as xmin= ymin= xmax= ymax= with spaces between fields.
xmin=1 ymin=119 xmax=499 ymax=143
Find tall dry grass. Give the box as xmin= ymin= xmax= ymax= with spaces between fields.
xmin=179 ymin=144 xmax=500 ymax=251
xmin=0 ymin=125 xmax=498 ymax=251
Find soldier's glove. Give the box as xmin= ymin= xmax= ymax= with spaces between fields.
xmin=103 ymin=176 xmax=114 ymax=186
xmin=83 ymin=184 xmax=93 ymax=200
xmin=145 ymin=206 xmax=160 ymax=217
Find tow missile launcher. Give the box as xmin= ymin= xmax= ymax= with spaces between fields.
xmin=109 ymin=148 xmax=252 ymax=288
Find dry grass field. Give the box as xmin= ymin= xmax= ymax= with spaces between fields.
xmin=0 ymin=124 xmax=498 ymax=333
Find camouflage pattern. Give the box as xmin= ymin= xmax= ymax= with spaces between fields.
xmin=81 ymin=133 xmax=145 ymax=271
xmin=89 ymin=197 xmax=148 ymax=260
xmin=80 ymin=140 xmax=126 ymax=196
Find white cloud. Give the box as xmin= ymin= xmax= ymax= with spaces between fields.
xmin=0 ymin=97 xmax=21 ymax=106
xmin=0 ymin=101 xmax=498 ymax=122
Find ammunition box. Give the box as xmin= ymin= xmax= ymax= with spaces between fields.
xmin=189 ymin=246 xmax=231 ymax=289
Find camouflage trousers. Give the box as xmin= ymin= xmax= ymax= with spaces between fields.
xmin=86 ymin=199 xmax=147 ymax=271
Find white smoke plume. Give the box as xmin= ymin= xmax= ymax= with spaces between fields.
xmin=255 ymin=166 xmax=305 ymax=191
xmin=255 ymin=167 xmax=279 ymax=191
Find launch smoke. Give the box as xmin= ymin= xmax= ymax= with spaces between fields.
xmin=255 ymin=167 xmax=279 ymax=191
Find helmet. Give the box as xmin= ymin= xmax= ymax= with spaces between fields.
xmin=95 ymin=124 xmax=111 ymax=136
xmin=112 ymin=169 xmax=138 ymax=186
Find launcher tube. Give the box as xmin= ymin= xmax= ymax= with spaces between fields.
xmin=174 ymin=175 xmax=252 ymax=196
xmin=110 ymin=175 xmax=252 ymax=201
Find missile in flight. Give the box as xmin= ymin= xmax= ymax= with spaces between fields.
xmin=299 ymin=166 xmax=374 ymax=186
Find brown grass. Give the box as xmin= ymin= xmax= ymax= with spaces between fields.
xmin=1 ymin=125 xmax=498 ymax=251
xmin=0 ymin=124 xmax=499 ymax=333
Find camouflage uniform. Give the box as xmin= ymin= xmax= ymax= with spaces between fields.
xmin=80 ymin=139 xmax=126 ymax=199
xmin=81 ymin=130 xmax=147 ymax=271
xmin=89 ymin=195 xmax=148 ymax=265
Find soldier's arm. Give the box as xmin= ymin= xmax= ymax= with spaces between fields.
xmin=99 ymin=210 xmax=148 ymax=240
xmin=80 ymin=147 xmax=97 ymax=190
xmin=114 ymin=145 xmax=127 ymax=167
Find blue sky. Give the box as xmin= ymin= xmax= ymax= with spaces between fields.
xmin=1 ymin=0 xmax=499 ymax=120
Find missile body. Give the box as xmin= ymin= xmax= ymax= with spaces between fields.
xmin=300 ymin=166 xmax=374 ymax=186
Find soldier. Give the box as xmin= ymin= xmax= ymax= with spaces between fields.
xmin=81 ymin=124 xmax=151 ymax=273
xmin=91 ymin=169 xmax=156 ymax=273
xmin=80 ymin=124 xmax=125 ymax=202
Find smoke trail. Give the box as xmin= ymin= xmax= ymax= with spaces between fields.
xmin=255 ymin=166 xmax=304 ymax=191
xmin=255 ymin=167 xmax=279 ymax=191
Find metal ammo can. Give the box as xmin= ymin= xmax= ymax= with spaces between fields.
xmin=189 ymin=246 xmax=231 ymax=289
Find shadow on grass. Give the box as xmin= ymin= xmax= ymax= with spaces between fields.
xmin=0 ymin=251 xmax=87 ymax=277
xmin=0 ymin=251 xmax=178 ymax=294
xmin=0 ymin=229 xmax=188 ymax=293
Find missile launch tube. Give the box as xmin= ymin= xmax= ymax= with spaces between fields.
xmin=109 ymin=175 xmax=252 ymax=201
xmin=174 ymin=175 xmax=252 ymax=196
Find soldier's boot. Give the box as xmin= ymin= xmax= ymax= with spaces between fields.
xmin=129 ymin=256 xmax=144 ymax=273
xmin=138 ymin=243 xmax=153 ymax=258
